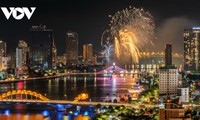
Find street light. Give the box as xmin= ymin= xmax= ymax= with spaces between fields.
xmin=64 ymin=94 xmax=67 ymax=100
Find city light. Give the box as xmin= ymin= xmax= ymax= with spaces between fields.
xmin=83 ymin=111 xmax=89 ymax=116
xmin=0 ymin=1 xmax=197 ymax=120
xmin=42 ymin=110 xmax=50 ymax=116
xmin=192 ymin=27 xmax=200 ymax=29
xmin=4 ymin=110 xmax=10 ymax=116
xmin=74 ymin=111 xmax=79 ymax=116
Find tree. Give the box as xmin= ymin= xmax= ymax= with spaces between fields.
xmin=96 ymin=103 xmax=102 ymax=113
xmin=113 ymin=99 xmax=118 ymax=103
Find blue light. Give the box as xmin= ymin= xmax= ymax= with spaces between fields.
xmin=4 ymin=110 xmax=10 ymax=116
xmin=42 ymin=110 xmax=49 ymax=116
xmin=193 ymin=27 xmax=200 ymax=29
xmin=56 ymin=104 xmax=64 ymax=110
xmin=73 ymin=111 xmax=78 ymax=116
xmin=57 ymin=104 xmax=63 ymax=108
xmin=83 ymin=111 xmax=89 ymax=116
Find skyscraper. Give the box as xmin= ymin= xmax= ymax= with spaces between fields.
xmin=66 ymin=31 xmax=78 ymax=64
xmin=184 ymin=27 xmax=200 ymax=71
xmin=16 ymin=40 xmax=29 ymax=68
xmin=52 ymin=38 xmax=57 ymax=68
xmin=165 ymin=44 xmax=172 ymax=67
xmin=159 ymin=44 xmax=179 ymax=95
xmin=16 ymin=48 xmax=22 ymax=68
xmin=0 ymin=40 xmax=6 ymax=57
xmin=30 ymin=25 xmax=54 ymax=69
xmin=159 ymin=69 xmax=179 ymax=95
xmin=83 ymin=44 xmax=93 ymax=61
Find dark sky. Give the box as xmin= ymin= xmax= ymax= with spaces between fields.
xmin=1 ymin=0 xmax=200 ymax=55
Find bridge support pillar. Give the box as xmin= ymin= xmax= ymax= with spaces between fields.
xmin=56 ymin=104 xmax=64 ymax=111
xmin=77 ymin=106 xmax=81 ymax=113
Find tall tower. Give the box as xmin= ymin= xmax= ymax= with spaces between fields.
xmin=159 ymin=44 xmax=179 ymax=95
xmin=16 ymin=40 xmax=29 ymax=68
xmin=52 ymin=38 xmax=57 ymax=68
xmin=16 ymin=48 xmax=22 ymax=68
xmin=30 ymin=25 xmax=54 ymax=69
xmin=66 ymin=31 xmax=78 ymax=64
xmin=184 ymin=27 xmax=200 ymax=71
xmin=165 ymin=44 xmax=172 ymax=67
xmin=83 ymin=44 xmax=93 ymax=61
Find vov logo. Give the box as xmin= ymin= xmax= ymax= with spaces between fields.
xmin=1 ymin=7 xmax=36 ymax=20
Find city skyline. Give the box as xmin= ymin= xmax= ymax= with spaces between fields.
xmin=0 ymin=1 xmax=200 ymax=119
xmin=0 ymin=0 xmax=200 ymax=55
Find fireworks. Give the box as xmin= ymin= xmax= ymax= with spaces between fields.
xmin=102 ymin=41 xmax=113 ymax=65
xmin=103 ymin=6 xmax=155 ymax=64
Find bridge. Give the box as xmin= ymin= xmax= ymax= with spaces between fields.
xmin=0 ymin=99 xmax=158 ymax=109
xmin=0 ymin=90 xmax=49 ymax=101
xmin=0 ymin=90 xmax=158 ymax=111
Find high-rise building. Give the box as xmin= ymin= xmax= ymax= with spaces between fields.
xmin=30 ymin=25 xmax=54 ymax=69
xmin=0 ymin=40 xmax=6 ymax=57
xmin=83 ymin=44 xmax=93 ymax=61
xmin=159 ymin=68 xmax=179 ymax=95
xmin=16 ymin=40 xmax=29 ymax=68
xmin=159 ymin=44 xmax=179 ymax=95
xmin=16 ymin=48 xmax=22 ymax=68
xmin=184 ymin=27 xmax=200 ymax=71
xmin=165 ymin=44 xmax=172 ymax=67
xmin=7 ymin=50 xmax=16 ymax=69
xmin=66 ymin=31 xmax=78 ymax=63
xmin=0 ymin=57 xmax=10 ymax=71
xmin=52 ymin=38 xmax=57 ymax=68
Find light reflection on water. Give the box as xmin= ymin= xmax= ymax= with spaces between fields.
xmin=0 ymin=113 xmax=48 ymax=120
xmin=0 ymin=76 xmax=135 ymax=101
xmin=0 ymin=75 xmax=135 ymax=119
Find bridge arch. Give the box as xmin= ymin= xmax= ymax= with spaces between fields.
xmin=0 ymin=90 xmax=49 ymax=101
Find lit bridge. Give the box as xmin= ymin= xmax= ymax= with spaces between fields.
xmin=0 ymin=90 xmax=158 ymax=110
xmin=0 ymin=99 xmax=158 ymax=109
xmin=0 ymin=90 xmax=49 ymax=101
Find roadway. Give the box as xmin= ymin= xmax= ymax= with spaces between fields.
xmin=0 ymin=75 xmax=65 ymax=84
xmin=0 ymin=99 xmax=158 ymax=109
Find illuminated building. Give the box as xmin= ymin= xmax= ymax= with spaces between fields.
xmin=0 ymin=40 xmax=6 ymax=57
xmin=184 ymin=27 xmax=200 ymax=71
xmin=127 ymin=52 xmax=183 ymax=73
xmin=7 ymin=51 xmax=16 ymax=69
xmin=165 ymin=44 xmax=172 ymax=67
xmin=30 ymin=25 xmax=54 ymax=69
xmin=159 ymin=68 xmax=179 ymax=95
xmin=16 ymin=40 xmax=29 ymax=68
xmin=83 ymin=44 xmax=93 ymax=62
xmin=16 ymin=48 xmax=22 ymax=67
xmin=0 ymin=57 xmax=10 ymax=71
xmin=56 ymin=55 xmax=66 ymax=65
xmin=66 ymin=31 xmax=78 ymax=65
xmin=159 ymin=44 xmax=179 ymax=95
xmin=159 ymin=103 xmax=190 ymax=120
xmin=52 ymin=38 xmax=57 ymax=68
xmin=0 ymin=40 xmax=9 ymax=71
xmin=177 ymin=87 xmax=189 ymax=103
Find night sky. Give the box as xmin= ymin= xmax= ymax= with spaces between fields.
xmin=0 ymin=0 xmax=200 ymax=55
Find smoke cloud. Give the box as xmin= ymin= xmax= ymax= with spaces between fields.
xmin=153 ymin=17 xmax=198 ymax=53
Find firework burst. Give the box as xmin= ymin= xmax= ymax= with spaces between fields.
xmin=103 ymin=6 xmax=155 ymax=64
xmin=102 ymin=42 xmax=113 ymax=65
